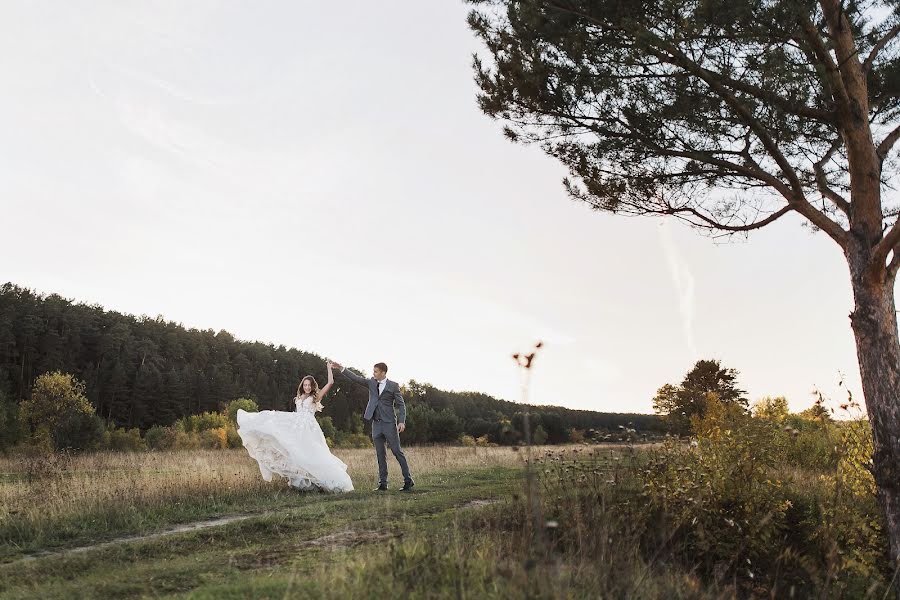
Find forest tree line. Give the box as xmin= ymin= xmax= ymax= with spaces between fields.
xmin=0 ymin=284 xmax=664 ymax=448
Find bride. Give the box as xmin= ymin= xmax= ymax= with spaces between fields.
xmin=236 ymin=360 xmax=353 ymax=492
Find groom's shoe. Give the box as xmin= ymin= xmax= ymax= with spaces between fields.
xmin=374 ymin=484 xmax=388 ymax=492
xmin=400 ymin=480 xmax=415 ymax=492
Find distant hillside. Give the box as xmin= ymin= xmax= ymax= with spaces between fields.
xmin=0 ymin=283 xmax=664 ymax=442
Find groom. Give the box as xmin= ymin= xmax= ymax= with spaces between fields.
xmin=333 ymin=361 xmax=414 ymax=492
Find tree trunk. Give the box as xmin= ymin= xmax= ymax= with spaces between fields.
xmin=847 ymin=250 xmax=900 ymax=584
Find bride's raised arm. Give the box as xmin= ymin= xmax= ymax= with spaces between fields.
xmin=317 ymin=360 xmax=336 ymax=403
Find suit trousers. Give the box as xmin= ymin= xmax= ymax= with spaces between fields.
xmin=371 ymin=419 xmax=412 ymax=486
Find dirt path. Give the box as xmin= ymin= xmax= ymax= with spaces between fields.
xmin=8 ymin=513 xmax=268 ymax=565
xmin=1 ymin=496 xmax=502 ymax=567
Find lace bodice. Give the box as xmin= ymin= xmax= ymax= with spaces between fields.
xmin=295 ymin=394 xmax=323 ymax=415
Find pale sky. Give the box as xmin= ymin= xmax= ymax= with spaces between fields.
xmin=0 ymin=2 xmax=875 ymax=415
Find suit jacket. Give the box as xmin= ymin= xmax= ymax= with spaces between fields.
xmin=341 ymin=368 xmax=407 ymax=423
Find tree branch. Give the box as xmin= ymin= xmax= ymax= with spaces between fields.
xmin=603 ymin=114 xmax=796 ymax=196
xmin=877 ymin=124 xmax=900 ymax=162
xmin=872 ymin=220 xmax=900 ymax=271
xmin=547 ymin=5 xmax=844 ymax=230
xmin=623 ymin=114 xmax=851 ymax=244
xmin=813 ymin=140 xmax=851 ymax=215
xmin=504 ymin=2 xmax=851 ymax=246
xmin=798 ymin=14 xmax=853 ymax=116
xmin=887 ymin=248 xmax=900 ymax=280
xmin=696 ymin=71 xmax=833 ymax=123
xmin=667 ymin=204 xmax=794 ymax=232
xmin=546 ymin=3 xmax=834 ymax=122
xmin=863 ymin=21 xmax=900 ymax=72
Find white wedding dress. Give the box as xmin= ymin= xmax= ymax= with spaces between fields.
xmin=236 ymin=396 xmax=353 ymax=492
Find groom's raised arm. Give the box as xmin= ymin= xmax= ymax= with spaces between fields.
xmin=339 ymin=366 xmax=369 ymax=388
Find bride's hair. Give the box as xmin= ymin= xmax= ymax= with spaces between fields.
xmin=297 ymin=375 xmax=319 ymax=398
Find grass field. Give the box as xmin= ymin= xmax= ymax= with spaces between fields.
xmin=0 ymin=445 xmax=614 ymax=599
xmin=2 ymin=442 xmax=895 ymax=599
xmin=0 ymin=445 xmax=542 ymax=559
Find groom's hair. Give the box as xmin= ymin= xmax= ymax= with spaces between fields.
xmin=374 ymin=362 xmax=388 ymax=373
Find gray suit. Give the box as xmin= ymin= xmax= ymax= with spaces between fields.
xmin=341 ymin=368 xmax=413 ymax=487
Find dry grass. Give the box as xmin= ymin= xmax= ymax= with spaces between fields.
xmin=0 ymin=444 xmax=616 ymax=550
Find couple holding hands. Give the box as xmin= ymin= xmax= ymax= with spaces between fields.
xmin=236 ymin=359 xmax=414 ymax=493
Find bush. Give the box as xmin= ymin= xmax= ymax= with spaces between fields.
xmin=225 ymin=398 xmax=258 ymax=423
xmin=347 ymin=413 xmax=365 ymax=434
xmin=780 ymin=414 xmax=840 ymax=472
xmin=459 ymin=434 xmax=496 ymax=447
xmin=172 ymin=431 xmax=200 ymax=450
xmin=641 ymin=419 xmax=793 ymax=572
xmin=687 ymin=391 xmax=746 ymax=439
xmin=752 ymin=396 xmax=789 ymax=422
xmin=145 ymin=425 xmax=178 ymax=451
xmin=567 ymin=428 xmax=586 ymax=443
xmin=496 ymin=417 xmax=520 ymax=445
xmin=19 ymin=372 xmax=95 ymax=447
xmin=634 ymin=413 xmax=891 ymax=594
xmin=403 ymin=403 xmax=433 ymax=444
xmin=430 ymin=409 xmax=462 ymax=443
xmin=803 ymin=419 xmax=887 ymax=588
xmin=335 ymin=432 xmax=371 ymax=448
xmin=148 ymin=426 xmax=230 ymax=450
xmin=225 ymin=425 xmax=242 ymax=449
xmin=199 ymin=427 xmax=228 ymax=449
xmin=317 ymin=416 xmax=337 ymax=443
xmin=52 ymin=412 xmax=105 ymax=451
xmin=106 ymin=427 xmax=147 ymax=452
xmin=179 ymin=411 xmax=228 ymax=433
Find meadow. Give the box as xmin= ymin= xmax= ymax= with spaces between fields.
xmin=0 ymin=431 xmax=896 ymax=599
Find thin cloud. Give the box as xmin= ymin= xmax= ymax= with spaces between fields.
xmin=659 ymin=223 xmax=698 ymax=358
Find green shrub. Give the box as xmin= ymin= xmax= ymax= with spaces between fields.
xmin=317 ymin=416 xmax=337 ymax=441
xmin=19 ymin=372 xmax=95 ymax=447
xmin=633 ymin=413 xmax=890 ymax=594
xmin=334 ymin=432 xmax=371 ymax=448
xmin=780 ymin=414 xmax=840 ymax=472
xmin=172 ymin=431 xmax=200 ymax=450
xmin=641 ymin=426 xmax=792 ymax=573
xmin=145 ymin=425 xmax=178 ymax=451
xmin=199 ymin=427 xmax=227 ymax=449
xmin=225 ymin=425 xmax=242 ymax=449
xmin=178 ymin=411 xmax=228 ymax=433
xmin=800 ymin=419 xmax=887 ymax=590
xmin=567 ymin=428 xmax=586 ymax=443
xmin=459 ymin=434 xmax=477 ymax=447
xmin=106 ymin=427 xmax=146 ymax=452
xmin=52 ymin=412 xmax=105 ymax=451
xmin=225 ymin=398 xmax=258 ymax=423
